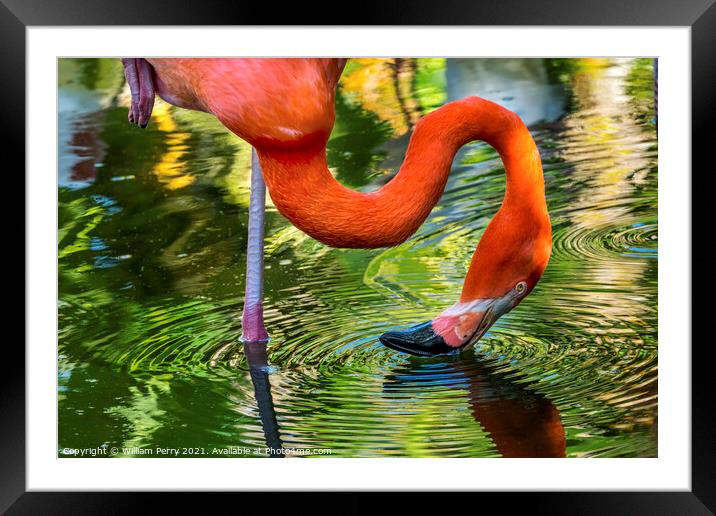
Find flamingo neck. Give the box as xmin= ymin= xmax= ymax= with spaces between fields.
xmin=256 ymin=97 xmax=547 ymax=253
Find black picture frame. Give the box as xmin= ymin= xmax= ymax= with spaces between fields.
xmin=6 ymin=0 xmax=709 ymax=512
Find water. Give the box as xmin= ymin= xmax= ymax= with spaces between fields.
xmin=58 ymin=58 xmax=657 ymax=458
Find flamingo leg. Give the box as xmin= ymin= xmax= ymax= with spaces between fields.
xmin=241 ymin=148 xmax=270 ymax=343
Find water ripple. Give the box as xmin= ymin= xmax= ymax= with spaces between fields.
xmin=58 ymin=58 xmax=658 ymax=457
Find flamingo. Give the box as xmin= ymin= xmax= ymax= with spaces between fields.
xmin=120 ymin=58 xmax=552 ymax=357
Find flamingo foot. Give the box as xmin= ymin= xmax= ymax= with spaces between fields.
xmin=379 ymin=322 xmax=455 ymax=357
xmin=121 ymin=58 xmax=155 ymax=128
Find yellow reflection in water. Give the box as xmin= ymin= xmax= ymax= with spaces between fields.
xmin=562 ymin=58 xmax=652 ymax=295
xmin=340 ymin=58 xmax=419 ymax=136
xmin=152 ymin=101 xmax=195 ymax=190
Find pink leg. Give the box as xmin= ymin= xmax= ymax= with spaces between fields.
xmin=241 ymin=149 xmax=270 ymax=343
xmin=121 ymin=58 xmax=155 ymax=128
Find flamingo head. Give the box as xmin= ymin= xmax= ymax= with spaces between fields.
xmin=379 ymin=282 xmax=534 ymax=357
xmin=380 ymin=212 xmax=551 ymax=357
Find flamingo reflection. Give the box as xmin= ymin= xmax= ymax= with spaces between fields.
xmin=384 ymin=350 xmax=566 ymax=458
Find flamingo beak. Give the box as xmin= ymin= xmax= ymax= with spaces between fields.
xmin=379 ymin=321 xmax=454 ymax=357
xmin=379 ymin=305 xmax=498 ymax=357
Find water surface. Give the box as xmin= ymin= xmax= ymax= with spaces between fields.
xmin=58 ymin=58 xmax=657 ymax=458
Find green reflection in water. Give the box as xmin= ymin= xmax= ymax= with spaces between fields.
xmin=327 ymin=90 xmax=393 ymax=188
xmin=58 ymin=58 xmax=657 ymax=458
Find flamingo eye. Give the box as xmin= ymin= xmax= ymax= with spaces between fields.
xmin=515 ymin=281 xmax=527 ymax=294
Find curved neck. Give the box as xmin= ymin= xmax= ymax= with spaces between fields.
xmin=257 ymin=97 xmax=547 ymax=251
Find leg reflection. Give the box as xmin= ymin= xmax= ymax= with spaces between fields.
xmin=244 ymin=342 xmax=284 ymax=457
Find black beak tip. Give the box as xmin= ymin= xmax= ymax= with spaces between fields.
xmin=379 ymin=321 xmax=456 ymax=357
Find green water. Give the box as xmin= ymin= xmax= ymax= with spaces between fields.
xmin=58 ymin=58 xmax=657 ymax=458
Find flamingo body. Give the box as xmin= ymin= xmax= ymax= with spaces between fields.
xmin=147 ymin=58 xmax=345 ymax=146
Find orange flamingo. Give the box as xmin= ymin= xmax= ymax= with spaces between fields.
xmin=121 ymin=58 xmax=552 ymax=356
